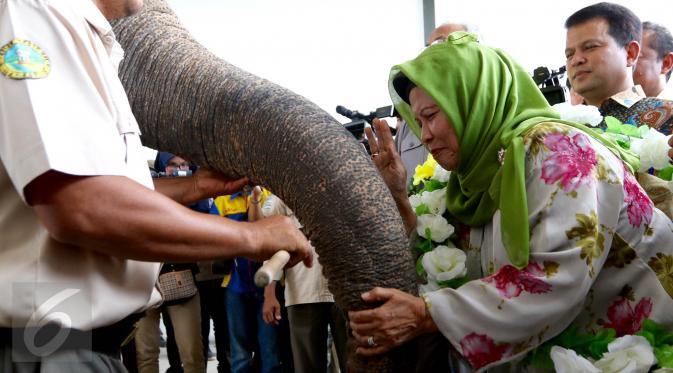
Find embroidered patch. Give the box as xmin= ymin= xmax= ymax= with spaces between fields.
xmin=0 ymin=39 xmax=50 ymax=79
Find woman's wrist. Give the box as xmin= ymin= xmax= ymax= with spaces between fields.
xmin=417 ymin=294 xmax=438 ymax=334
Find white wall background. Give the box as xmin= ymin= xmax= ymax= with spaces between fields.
xmin=166 ymin=0 xmax=673 ymax=124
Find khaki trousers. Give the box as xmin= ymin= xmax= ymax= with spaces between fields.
xmin=135 ymin=294 xmax=204 ymax=373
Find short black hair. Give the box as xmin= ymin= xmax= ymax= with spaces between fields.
xmin=565 ymin=2 xmax=641 ymax=47
xmin=643 ymin=21 xmax=673 ymax=80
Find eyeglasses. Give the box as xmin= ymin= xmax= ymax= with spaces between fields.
xmin=167 ymin=161 xmax=190 ymax=169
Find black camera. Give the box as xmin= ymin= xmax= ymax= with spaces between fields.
xmin=532 ymin=66 xmax=567 ymax=105
xmin=336 ymin=105 xmax=397 ymax=154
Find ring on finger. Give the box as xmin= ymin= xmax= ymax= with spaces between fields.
xmin=367 ymin=335 xmax=377 ymax=347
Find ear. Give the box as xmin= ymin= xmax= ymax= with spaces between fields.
xmin=625 ymin=41 xmax=640 ymax=67
xmin=660 ymin=52 xmax=673 ymax=76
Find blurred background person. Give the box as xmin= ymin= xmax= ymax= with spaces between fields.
xmin=634 ymin=21 xmax=673 ymax=99
xmin=257 ymin=192 xmax=347 ymax=373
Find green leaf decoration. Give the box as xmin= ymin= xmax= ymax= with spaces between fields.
xmin=655 ymin=345 xmax=673 ymax=368
xmin=415 ymin=238 xmax=434 ymax=254
xmin=604 ymin=116 xmax=622 ymax=133
xmin=637 ymin=319 xmax=673 ymax=368
xmin=436 ymin=277 xmax=469 ymax=289
xmin=615 ymin=138 xmax=631 ymax=150
xmin=659 ymin=167 xmax=673 ymax=181
xmin=526 ymin=318 xmax=673 ymax=370
xmin=603 ymin=116 xmax=644 ymax=138
xmin=415 ymin=255 xmax=427 ymax=278
xmin=523 ymin=343 xmax=554 ymax=370
xmin=415 ymin=203 xmax=431 ymax=215
xmin=526 ymin=325 xmax=616 ymax=369
xmin=638 ymin=125 xmax=650 ymax=138
xmin=621 ymin=124 xmax=641 ymax=137
xmin=422 ymin=179 xmax=446 ymax=192
xmin=638 ymin=319 xmax=673 ymax=346
xmin=423 ymin=228 xmax=433 ymax=241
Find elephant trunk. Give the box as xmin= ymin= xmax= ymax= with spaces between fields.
xmin=112 ymin=1 xmax=418 ymax=370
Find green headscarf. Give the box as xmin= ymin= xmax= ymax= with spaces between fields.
xmin=389 ymin=32 xmax=639 ymax=269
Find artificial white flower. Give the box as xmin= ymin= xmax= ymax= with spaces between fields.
xmin=409 ymin=194 xmax=422 ymax=211
xmin=552 ymin=102 xmax=604 ymax=127
xmin=419 ymin=281 xmax=440 ymax=294
xmin=422 ymin=246 xmax=466 ymax=284
xmin=632 ymin=128 xmax=672 ymax=171
xmin=550 ymin=346 xmax=600 ymax=373
xmin=594 ymin=335 xmax=656 ymax=373
xmin=420 ymin=187 xmax=447 ymax=215
xmin=431 ymin=165 xmax=451 ymax=182
xmin=416 ymin=214 xmax=454 ymax=242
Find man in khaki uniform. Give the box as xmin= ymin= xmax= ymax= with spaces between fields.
xmin=0 ymin=0 xmax=311 ymax=372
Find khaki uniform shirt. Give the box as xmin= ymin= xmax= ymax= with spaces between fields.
xmin=261 ymin=195 xmax=333 ymax=306
xmin=0 ymin=0 xmax=161 ymax=330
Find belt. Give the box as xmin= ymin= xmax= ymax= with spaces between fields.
xmin=0 ymin=312 xmax=144 ymax=357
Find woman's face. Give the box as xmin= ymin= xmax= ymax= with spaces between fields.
xmin=410 ymin=87 xmax=460 ymax=170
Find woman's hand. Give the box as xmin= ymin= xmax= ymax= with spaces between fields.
xmin=365 ymin=119 xmax=408 ymax=198
xmin=366 ymin=119 xmax=418 ymax=235
xmin=348 ymin=287 xmax=437 ymax=356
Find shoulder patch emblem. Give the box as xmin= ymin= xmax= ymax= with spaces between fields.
xmin=0 ymin=39 xmax=50 ymax=79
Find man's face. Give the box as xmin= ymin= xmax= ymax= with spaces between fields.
xmin=93 ymin=0 xmax=144 ymax=20
xmin=426 ymin=24 xmax=468 ymax=46
xmin=165 ymin=156 xmax=190 ymax=175
xmin=634 ymin=31 xmax=664 ymax=97
xmin=565 ymin=18 xmax=634 ymax=106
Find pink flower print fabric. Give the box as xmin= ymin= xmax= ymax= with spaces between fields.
xmin=541 ymin=132 xmax=597 ymax=191
xmin=460 ymin=333 xmax=510 ymax=370
xmin=602 ymin=297 xmax=653 ymax=337
xmin=622 ymin=167 xmax=653 ymax=227
xmin=482 ymin=262 xmax=552 ymax=299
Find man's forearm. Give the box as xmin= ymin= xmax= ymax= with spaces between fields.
xmin=29 ymin=172 xmax=260 ymax=262
xmin=153 ymin=176 xmax=202 ymax=205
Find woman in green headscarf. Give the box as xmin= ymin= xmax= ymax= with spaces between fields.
xmin=349 ymin=32 xmax=673 ymax=371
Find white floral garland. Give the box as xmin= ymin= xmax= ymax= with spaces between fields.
xmin=551 ymin=103 xmax=673 ymax=174
xmin=409 ymin=155 xmax=466 ymax=293
xmin=551 ymin=334 xmax=671 ymax=372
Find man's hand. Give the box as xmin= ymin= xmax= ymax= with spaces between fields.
xmin=194 ymin=168 xmax=249 ymax=200
xmin=365 ymin=119 xmax=408 ymax=198
xmin=263 ymin=282 xmax=282 ymax=326
xmin=154 ymin=168 xmax=248 ymax=205
xmin=247 ymin=215 xmax=313 ymax=268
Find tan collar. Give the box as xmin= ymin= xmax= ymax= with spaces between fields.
xmin=608 ymin=86 xmax=646 ymax=108
xmin=79 ymin=0 xmax=125 ymax=67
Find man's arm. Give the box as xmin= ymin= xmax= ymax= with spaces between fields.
xmin=153 ymin=168 xmax=249 ymax=205
xmin=24 ymin=171 xmax=312 ymax=266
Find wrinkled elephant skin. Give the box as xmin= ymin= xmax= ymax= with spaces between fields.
xmin=112 ymin=1 xmax=418 ymax=371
